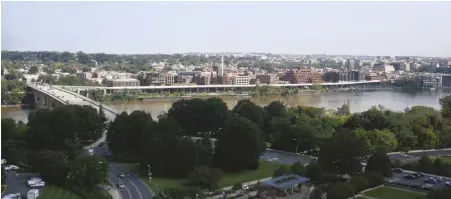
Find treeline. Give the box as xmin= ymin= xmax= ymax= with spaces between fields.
xmin=1 ymin=105 xmax=109 ymax=199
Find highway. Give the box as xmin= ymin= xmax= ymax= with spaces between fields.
xmin=93 ymin=145 xmax=153 ymax=199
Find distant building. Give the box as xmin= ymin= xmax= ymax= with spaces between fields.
xmin=365 ymin=73 xmax=385 ymax=81
xmin=256 ymin=74 xmax=277 ymax=84
xmin=106 ymin=78 xmax=140 ymax=87
xmin=284 ymin=68 xmax=323 ymax=84
xmin=232 ymin=75 xmax=250 ymax=85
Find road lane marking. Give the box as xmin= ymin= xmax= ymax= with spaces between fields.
xmin=123 ymin=184 xmax=133 ymax=199
xmin=130 ymin=181 xmax=143 ymax=199
xmin=108 ymin=178 xmax=127 ymax=199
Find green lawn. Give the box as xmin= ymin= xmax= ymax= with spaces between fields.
xmin=39 ymin=186 xmax=82 ymax=199
xmin=432 ymin=156 xmax=451 ymax=164
xmin=1 ymin=185 xmax=6 ymax=194
xmin=138 ymin=160 xmax=282 ymax=191
xmin=363 ymin=186 xmax=426 ymax=199
xmin=39 ymin=186 xmax=111 ymax=199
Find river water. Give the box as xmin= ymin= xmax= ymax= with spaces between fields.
xmin=3 ymin=90 xmax=451 ymax=122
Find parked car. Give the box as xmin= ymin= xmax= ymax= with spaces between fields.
xmin=445 ymin=181 xmax=451 ymax=187
xmin=392 ymin=168 xmax=404 ymax=173
xmin=434 ymin=176 xmax=443 ymax=182
xmin=4 ymin=165 xmax=19 ymax=171
xmin=416 ymin=172 xmax=425 ymax=177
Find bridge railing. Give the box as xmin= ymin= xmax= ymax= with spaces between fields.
xmin=28 ymin=84 xmax=69 ymax=105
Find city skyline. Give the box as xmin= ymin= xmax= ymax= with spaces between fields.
xmin=2 ymin=1 xmax=451 ymax=57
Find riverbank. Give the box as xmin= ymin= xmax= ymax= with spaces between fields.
xmin=133 ymin=87 xmax=396 ymax=101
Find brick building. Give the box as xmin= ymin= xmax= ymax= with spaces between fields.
xmin=284 ymin=68 xmax=322 ymax=84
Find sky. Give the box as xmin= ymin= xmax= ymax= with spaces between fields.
xmin=1 ymin=1 xmax=451 ymax=57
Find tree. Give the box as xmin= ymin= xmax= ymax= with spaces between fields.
xmin=418 ymin=156 xmax=433 ymax=173
xmin=366 ymin=129 xmax=398 ymax=152
xmin=304 ymin=161 xmax=324 ymax=182
xmin=66 ymin=155 xmax=108 ymax=192
xmin=29 ymin=150 xmax=69 ymax=184
xmin=290 ymin=161 xmax=306 ymax=176
xmin=98 ymin=104 xmax=108 ymax=126
xmin=273 ymin=165 xmax=290 ymax=177
xmin=319 ymin=128 xmax=371 ymax=176
xmin=141 ymin=136 xmax=199 ymax=178
xmin=168 ymin=98 xmax=229 ymax=136
xmin=212 ymin=117 xmax=265 ymax=172
xmin=264 ymin=101 xmax=287 ymax=118
xmin=326 ymin=183 xmax=356 ymax=199
xmin=197 ymin=133 xmax=214 ymax=165
xmin=28 ymin=66 xmax=39 ymax=74
xmin=107 ymin=110 xmax=155 ymax=160
xmin=26 ymin=105 xmax=105 ymax=151
xmin=440 ymin=96 xmax=451 ymax=119
xmin=349 ymin=175 xmax=369 ymax=192
xmin=366 ymin=149 xmax=393 ymax=177
xmin=336 ymin=103 xmax=351 ymax=116
xmin=232 ymin=99 xmax=265 ymax=127
xmin=187 ymin=165 xmax=223 ymax=189
xmin=309 ymin=187 xmax=324 ymax=199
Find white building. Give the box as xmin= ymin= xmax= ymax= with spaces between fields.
xmin=232 ymin=75 xmax=250 ymax=85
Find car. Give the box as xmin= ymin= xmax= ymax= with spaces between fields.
xmin=118 ymin=173 xmax=125 ymax=178
xmin=117 ymin=183 xmax=125 ymax=188
xmin=434 ymin=176 xmax=443 ymax=182
xmin=421 ymin=183 xmax=434 ymax=190
xmin=404 ymin=175 xmax=416 ymax=180
xmin=424 ymin=177 xmax=437 ymax=184
xmin=412 ymin=173 xmax=423 ymax=178
xmin=2 ymin=193 xmax=22 ymax=199
xmin=4 ymin=165 xmax=19 ymax=171
xmin=445 ymin=181 xmax=451 ymax=187
xmin=392 ymin=168 xmax=404 ymax=173
xmin=416 ymin=172 xmax=425 ymax=177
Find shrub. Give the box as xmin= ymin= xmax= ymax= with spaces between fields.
xmin=273 ymin=165 xmax=290 ymax=177
xmin=232 ymin=182 xmax=243 ymax=191
xmin=362 ymin=171 xmax=384 ymax=187
xmin=326 ymin=182 xmax=355 ymax=199
xmin=349 ymin=175 xmax=369 ymax=192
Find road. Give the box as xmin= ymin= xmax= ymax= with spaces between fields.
xmin=390 ymin=170 xmax=451 ymax=189
xmin=93 ymin=145 xmax=153 ymax=199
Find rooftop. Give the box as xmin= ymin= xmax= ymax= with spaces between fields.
xmin=261 ymin=175 xmax=310 ymax=190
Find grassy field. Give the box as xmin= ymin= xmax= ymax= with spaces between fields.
xmin=39 ymin=186 xmax=82 ymax=199
xmin=432 ymin=156 xmax=451 ymax=164
xmin=363 ymin=186 xmax=427 ymax=199
xmin=39 ymin=186 xmax=111 ymax=199
xmin=137 ymin=160 xmax=282 ymax=191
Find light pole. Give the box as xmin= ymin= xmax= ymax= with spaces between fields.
xmin=147 ymin=165 xmax=152 ymax=180
xmin=293 ymin=138 xmax=299 ymax=154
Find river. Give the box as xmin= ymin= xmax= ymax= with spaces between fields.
xmin=2 ymin=90 xmax=451 ymax=122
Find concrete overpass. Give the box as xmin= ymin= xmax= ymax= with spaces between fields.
xmin=55 ymin=80 xmax=383 ymax=94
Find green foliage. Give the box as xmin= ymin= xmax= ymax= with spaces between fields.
xmin=231 ymin=182 xmax=243 ymax=191
xmin=289 ymin=161 xmax=306 ymax=176
xmin=1 ymin=80 xmax=27 ymax=105
xmin=212 ymin=117 xmax=265 ymax=172
xmin=326 ymin=182 xmax=356 ymax=199
xmin=29 ymin=150 xmax=69 ymax=184
xmin=66 ymin=155 xmax=109 ymax=192
xmin=273 ymin=165 xmax=290 ymax=177
xmin=319 ymin=128 xmax=371 ymax=176
xmin=107 ymin=111 xmax=155 ymax=160
xmin=26 ymin=105 xmax=105 ymax=151
xmin=304 ymin=161 xmax=324 ymax=182
xmin=232 ymin=99 xmax=265 ymax=127
xmin=366 ymin=149 xmax=393 ymax=177
xmin=167 ymin=98 xmax=229 ymax=136
xmin=187 ymin=165 xmax=223 ymax=189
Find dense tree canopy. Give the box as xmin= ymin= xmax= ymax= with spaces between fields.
xmin=212 ymin=117 xmax=265 ymax=172
xmin=26 ymin=105 xmax=105 ymax=151
xmin=107 ymin=110 xmax=155 ymax=160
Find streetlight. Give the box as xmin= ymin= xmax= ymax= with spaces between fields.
xmin=293 ymin=138 xmax=299 ymax=154
xmin=147 ymin=165 xmax=152 ymax=180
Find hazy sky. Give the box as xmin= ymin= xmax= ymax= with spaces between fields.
xmin=2 ymin=1 xmax=451 ymax=56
